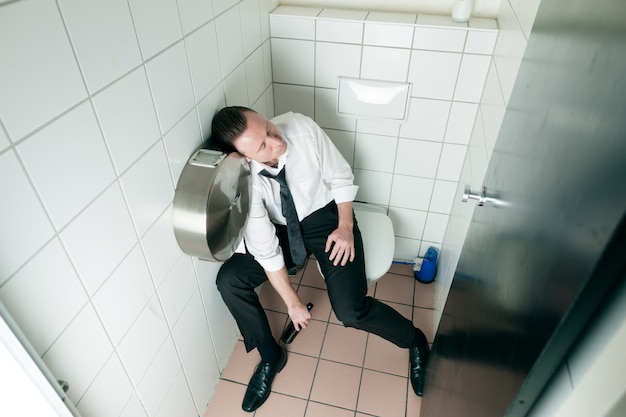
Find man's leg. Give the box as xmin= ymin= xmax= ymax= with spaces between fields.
xmin=301 ymin=202 xmax=430 ymax=395
xmin=216 ymin=253 xmax=287 ymax=411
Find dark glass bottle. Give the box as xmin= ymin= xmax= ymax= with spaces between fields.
xmin=280 ymin=303 xmax=314 ymax=344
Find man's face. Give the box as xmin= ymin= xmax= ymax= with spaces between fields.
xmin=233 ymin=111 xmax=286 ymax=167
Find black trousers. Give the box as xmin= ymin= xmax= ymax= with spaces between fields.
xmin=216 ymin=201 xmax=416 ymax=352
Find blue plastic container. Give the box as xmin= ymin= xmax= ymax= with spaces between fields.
xmin=414 ymin=247 xmax=438 ymax=283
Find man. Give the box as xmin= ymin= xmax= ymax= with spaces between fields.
xmin=210 ymin=106 xmax=430 ymax=412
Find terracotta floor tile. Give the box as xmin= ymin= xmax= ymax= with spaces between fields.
xmin=364 ymin=333 xmax=409 ymax=377
xmin=375 ymin=273 xmax=416 ymax=306
xmin=272 ymin=352 xmax=318 ymax=399
xmin=406 ymin=381 xmax=422 ymax=417
xmin=414 ymin=281 xmax=435 ymax=309
xmin=309 ymin=360 xmax=362 ymax=410
xmin=388 ymin=263 xmax=414 ymax=276
xmin=284 ymin=319 xmax=326 ymax=357
xmin=259 ymin=282 xmax=291 ymax=313
xmin=220 ymin=341 xmax=260 ymax=384
xmin=320 ymin=323 xmax=367 ymax=367
xmin=203 ymin=380 xmax=248 ymax=417
xmin=253 ymin=392 xmax=307 ymax=417
xmin=413 ymin=306 xmax=435 ymax=343
xmin=305 ymin=402 xmax=354 ymax=417
xmin=296 ymin=285 xmax=332 ymax=322
xmin=357 ymin=369 xmax=407 ymax=417
xmin=300 ymin=261 xmax=327 ymax=289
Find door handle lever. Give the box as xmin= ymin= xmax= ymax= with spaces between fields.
xmin=463 ymin=185 xmax=486 ymax=206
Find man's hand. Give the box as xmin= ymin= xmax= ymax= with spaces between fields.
xmin=288 ymin=301 xmax=312 ymax=331
xmin=325 ymin=224 xmax=355 ymax=266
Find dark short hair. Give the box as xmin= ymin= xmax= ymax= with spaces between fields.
xmin=209 ymin=106 xmax=255 ymax=154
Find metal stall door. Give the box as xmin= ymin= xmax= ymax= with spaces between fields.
xmin=421 ymin=0 xmax=626 ymax=416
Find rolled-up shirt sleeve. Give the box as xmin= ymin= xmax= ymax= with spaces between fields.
xmin=242 ymin=178 xmax=285 ymax=272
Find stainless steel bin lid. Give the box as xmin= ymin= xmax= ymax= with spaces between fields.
xmin=172 ymin=149 xmax=250 ymax=262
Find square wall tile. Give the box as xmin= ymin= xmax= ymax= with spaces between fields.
xmin=0 ymin=239 xmax=87 ymax=355
xmin=158 ymin=256 xmax=198 ymax=325
xmin=395 ymin=138 xmax=442 ymax=178
xmin=454 ymin=54 xmax=491 ymax=102
xmin=315 ymin=42 xmax=361 ymax=88
xmin=59 ymin=0 xmax=141 ymax=93
xmin=147 ymin=43 xmax=195 ymax=132
xmin=137 ymin=338 xmax=181 ymax=415
xmin=388 ymin=207 xmax=427 ymax=240
xmin=408 ymin=50 xmax=462 ymax=100
xmin=245 ymin=47 xmax=268 ymax=103
xmin=465 ymin=30 xmax=498 ymax=55
xmin=128 ymin=0 xmax=182 ymax=59
xmin=212 ymin=0 xmax=239 ymax=15
xmin=43 ymin=305 xmax=113 ymax=404
xmin=215 ymin=6 xmax=245 ymax=76
xmin=390 ymin=175 xmax=434 ymax=211
xmin=367 ymin=11 xmax=417 ymax=25
xmin=413 ymin=27 xmax=466 ymax=53
xmin=354 ymin=169 xmax=393 ymax=206
xmin=315 ymin=88 xmax=356 ymax=131
xmin=141 ymin=207 xmax=182 ymax=286
xmin=436 ymin=143 xmax=467 ymax=181
xmin=75 ymin=355 xmax=134 ymax=417
xmin=164 ymin=111 xmax=202 ymax=185
xmin=93 ymin=68 xmax=160 ymax=174
xmin=185 ymin=22 xmax=222 ymax=102
xmin=400 ymin=98 xmax=451 ymax=142
xmin=17 ymin=102 xmax=115 ymax=229
xmin=356 ymin=119 xmax=400 ymax=137
xmin=274 ymin=84 xmax=315 ymax=118
xmin=177 ymin=0 xmax=214 ymax=34
xmin=0 ymin=127 xmax=9 ymax=151
xmin=272 ymin=38 xmax=315 ymax=86
xmin=364 ymin=22 xmax=414 ymax=48
xmin=354 ymin=133 xmax=397 ymax=173
xmin=325 ymin=128 xmax=355 ymax=167
xmin=445 ymin=102 xmax=479 ymax=145
xmin=93 ymin=246 xmax=154 ymax=345
xmin=0 ymin=151 xmax=54 ymax=283
xmin=239 ymin=0 xmax=263 ymax=56
xmin=61 ymin=183 xmax=137 ymax=295
xmin=118 ymin=295 xmax=170 ymax=382
xmin=153 ymin=370 xmax=197 ymax=417
xmin=0 ymin=0 xmax=86 ymax=140
xmin=430 ymin=180 xmax=458 ymax=214
xmin=361 ymin=46 xmax=410 ymax=82
xmin=423 ymin=212 xmax=450 ymax=243
xmin=120 ymin=143 xmax=174 ymax=237
xmin=270 ymin=14 xmax=315 ymax=40
xmin=394 ymin=236 xmax=421 ymax=261
xmin=224 ymin=64 xmax=249 ymax=106
xmin=317 ymin=13 xmax=364 ymax=44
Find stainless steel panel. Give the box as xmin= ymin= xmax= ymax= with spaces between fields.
xmin=172 ymin=150 xmax=250 ymax=262
xmin=422 ymin=0 xmax=626 ymax=416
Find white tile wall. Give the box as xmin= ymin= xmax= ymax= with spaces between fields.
xmin=0 ymin=0 xmax=276 ymax=416
xmin=270 ymin=5 xmax=498 ymax=261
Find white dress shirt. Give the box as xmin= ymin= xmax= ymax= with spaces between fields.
xmin=239 ymin=112 xmax=359 ymax=271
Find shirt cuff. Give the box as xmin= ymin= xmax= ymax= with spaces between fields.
xmin=332 ymin=184 xmax=359 ymax=204
xmin=255 ymin=251 xmax=286 ymax=272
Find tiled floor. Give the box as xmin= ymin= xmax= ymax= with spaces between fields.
xmin=204 ymin=260 xmax=434 ymax=417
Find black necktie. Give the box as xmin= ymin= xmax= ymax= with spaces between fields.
xmin=260 ymin=167 xmax=307 ymax=265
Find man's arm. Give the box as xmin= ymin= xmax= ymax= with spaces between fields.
xmin=325 ymin=201 xmax=355 ymax=266
xmin=265 ymin=266 xmax=311 ymax=330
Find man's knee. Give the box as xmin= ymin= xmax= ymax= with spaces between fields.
xmin=333 ymin=298 xmax=370 ymax=328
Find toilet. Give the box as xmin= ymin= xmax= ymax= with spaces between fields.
xmin=316 ymin=202 xmax=395 ymax=286
xmin=353 ymin=202 xmax=395 ymax=286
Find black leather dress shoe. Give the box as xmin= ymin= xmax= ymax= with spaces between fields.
xmin=241 ymin=347 xmax=287 ymax=412
xmin=409 ymin=343 xmax=430 ymax=396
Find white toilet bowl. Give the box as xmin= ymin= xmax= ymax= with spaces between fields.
xmin=316 ymin=202 xmax=394 ymax=286
xmin=353 ymin=202 xmax=395 ymax=286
